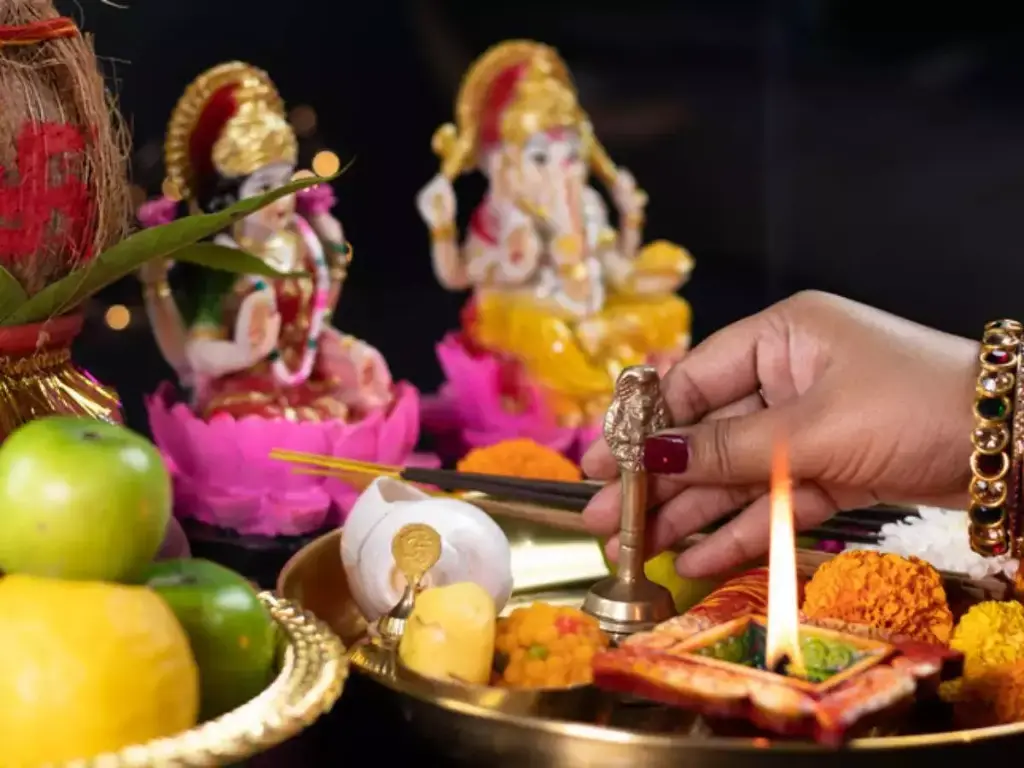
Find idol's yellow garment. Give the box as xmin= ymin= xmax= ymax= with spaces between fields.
xmin=470 ymin=288 xmax=691 ymax=423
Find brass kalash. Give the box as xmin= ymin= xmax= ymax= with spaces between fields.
xmin=278 ymin=365 xmax=1024 ymax=767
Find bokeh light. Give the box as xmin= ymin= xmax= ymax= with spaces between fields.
xmin=289 ymin=105 xmax=318 ymax=137
xmin=129 ymin=184 xmax=147 ymax=211
xmin=105 ymin=305 xmax=131 ymax=331
xmin=312 ymin=151 xmax=341 ymax=178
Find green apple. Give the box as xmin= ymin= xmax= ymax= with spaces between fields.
xmin=144 ymin=558 xmax=278 ymax=720
xmin=0 ymin=417 xmax=170 ymax=582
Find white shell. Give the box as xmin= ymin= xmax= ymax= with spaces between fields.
xmin=341 ymin=477 xmax=514 ymax=622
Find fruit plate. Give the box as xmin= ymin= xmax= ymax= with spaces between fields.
xmin=59 ymin=593 xmax=345 ymax=767
xmin=277 ymin=526 xmax=1024 ymax=768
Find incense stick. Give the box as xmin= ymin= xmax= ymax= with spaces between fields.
xmin=271 ymin=448 xmax=897 ymax=544
xmin=280 ymin=449 xmax=906 ymax=522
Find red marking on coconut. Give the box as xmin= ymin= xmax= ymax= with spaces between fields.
xmin=0 ymin=122 xmax=97 ymax=265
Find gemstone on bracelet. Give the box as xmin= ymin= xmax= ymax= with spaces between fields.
xmin=983 ymin=348 xmax=1014 ymax=366
xmin=983 ymin=329 xmax=1020 ymax=347
xmin=979 ymin=370 xmax=1014 ymax=395
xmin=971 ymin=478 xmax=1006 ymax=506
xmin=969 ymin=504 xmax=1005 ymax=526
xmin=987 ymin=319 xmax=1024 ymax=333
xmin=973 ymin=424 xmax=1010 ymax=452
xmin=977 ymin=396 xmax=1010 ymax=420
xmin=974 ymin=452 xmax=1008 ymax=478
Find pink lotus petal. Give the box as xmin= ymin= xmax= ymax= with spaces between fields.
xmin=425 ymin=334 xmax=606 ymax=464
xmin=376 ymin=383 xmax=420 ymax=465
xmin=146 ymin=380 xmax=428 ymax=537
xmin=407 ymin=452 xmax=442 ymax=469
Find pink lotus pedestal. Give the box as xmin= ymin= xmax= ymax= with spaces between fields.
xmin=421 ymin=333 xmax=602 ymax=464
xmin=146 ymin=381 xmax=435 ymax=538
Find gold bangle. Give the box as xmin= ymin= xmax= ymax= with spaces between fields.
xmin=969 ymin=319 xmax=1023 ymax=556
xmin=430 ymin=222 xmax=456 ymax=242
xmin=622 ymin=211 xmax=645 ymax=229
xmin=329 ymin=242 xmax=351 ymax=281
xmin=142 ymin=279 xmax=172 ymax=299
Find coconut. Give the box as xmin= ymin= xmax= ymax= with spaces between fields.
xmin=0 ymin=0 xmax=129 ymax=295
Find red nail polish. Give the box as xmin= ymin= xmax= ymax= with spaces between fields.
xmin=643 ymin=434 xmax=690 ymax=474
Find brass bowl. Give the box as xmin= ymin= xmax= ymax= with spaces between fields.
xmin=59 ymin=593 xmax=346 ymax=767
xmin=278 ymin=527 xmax=1024 ymax=766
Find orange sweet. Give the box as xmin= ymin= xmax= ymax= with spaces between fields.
xmin=493 ymin=603 xmax=609 ymax=689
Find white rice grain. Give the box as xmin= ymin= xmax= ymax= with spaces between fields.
xmin=849 ymin=507 xmax=1018 ymax=580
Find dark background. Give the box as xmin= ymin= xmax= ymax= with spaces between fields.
xmin=60 ymin=0 xmax=1023 ymax=434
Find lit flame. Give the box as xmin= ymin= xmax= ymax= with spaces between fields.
xmin=765 ymin=443 xmax=805 ymax=676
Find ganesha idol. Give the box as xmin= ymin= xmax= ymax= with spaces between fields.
xmin=417 ymin=40 xmax=694 ymax=461
xmin=138 ymin=62 xmax=427 ymax=538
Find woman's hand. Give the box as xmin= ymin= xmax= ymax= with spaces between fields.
xmin=581 ymin=291 xmax=979 ymax=578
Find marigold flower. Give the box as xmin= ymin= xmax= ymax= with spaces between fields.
xmin=801 ymin=550 xmax=953 ymax=644
xmin=456 ymin=438 xmax=582 ymax=482
xmin=943 ymin=601 xmax=1024 ymax=724
xmin=951 ymin=600 xmax=1024 ymax=680
xmin=954 ymin=661 xmax=1024 ymax=726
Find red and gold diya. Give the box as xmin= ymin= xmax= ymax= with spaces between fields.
xmin=593 ymin=447 xmax=964 ymax=745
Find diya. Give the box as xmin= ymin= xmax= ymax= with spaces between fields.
xmin=416 ymin=39 xmax=695 ymax=463
xmin=593 ymin=446 xmax=962 ymax=745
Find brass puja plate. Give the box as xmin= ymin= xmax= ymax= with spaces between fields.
xmin=278 ymin=523 xmax=1024 ymax=767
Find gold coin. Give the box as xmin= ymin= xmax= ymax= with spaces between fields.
xmin=391 ymin=523 xmax=442 ymax=581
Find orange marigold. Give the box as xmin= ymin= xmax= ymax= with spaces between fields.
xmin=801 ymin=550 xmax=953 ymax=645
xmin=456 ymin=438 xmax=582 ymax=482
xmin=957 ymin=661 xmax=1024 ymax=726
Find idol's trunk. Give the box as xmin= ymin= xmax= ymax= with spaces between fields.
xmin=0 ymin=314 xmax=121 ymax=440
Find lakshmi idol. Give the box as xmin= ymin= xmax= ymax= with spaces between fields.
xmin=417 ymin=40 xmax=694 ymax=460
xmin=139 ymin=62 xmax=425 ymax=540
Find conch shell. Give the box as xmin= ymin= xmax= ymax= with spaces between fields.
xmin=341 ymin=478 xmax=514 ymax=622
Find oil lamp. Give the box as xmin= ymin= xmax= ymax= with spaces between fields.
xmin=592 ymin=445 xmax=963 ymax=745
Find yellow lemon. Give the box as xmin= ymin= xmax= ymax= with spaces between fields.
xmin=643 ymin=551 xmax=718 ymax=613
xmin=0 ymin=574 xmax=200 ymax=765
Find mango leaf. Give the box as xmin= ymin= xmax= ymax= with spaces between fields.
xmin=2 ymin=172 xmax=336 ymax=326
xmin=171 ymin=243 xmax=307 ymax=278
xmin=0 ymin=265 xmax=28 ymax=324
